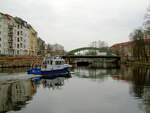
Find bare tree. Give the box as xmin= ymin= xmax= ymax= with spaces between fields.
xmin=130 ymin=29 xmax=148 ymax=61
xmin=89 ymin=40 xmax=108 ymax=48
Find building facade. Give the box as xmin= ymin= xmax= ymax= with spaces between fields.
xmin=37 ymin=37 xmax=45 ymax=56
xmin=0 ymin=12 xmax=65 ymax=56
xmin=0 ymin=12 xmax=39 ymax=56
xmin=28 ymin=25 xmax=38 ymax=56
xmin=0 ymin=13 xmax=15 ymax=55
xmin=14 ymin=17 xmax=29 ymax=55
xmin=111 ymin=39 xmax=150 ymax=61
xmin=45 ymin=43 xmax=64 ymax=56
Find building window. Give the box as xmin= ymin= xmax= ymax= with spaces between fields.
xmin=17 ymin=31 xmax=19 ymax=36
xmin=20 ymin=31 xmax=23 ymax=35
xmin=17 ymin=25 xmax=19 ymax=29
xmin=17 ymin=38 xmax=19 ymax=42
xmin=17 ymin=50 xmax=19 ymax=54
xmin=17 ymin=44 xmax=19 ymax=48
xmin=20 ymin=43 xmax=22 ymax=48
xmin=0 ymin=38 xmax=1 ymax=41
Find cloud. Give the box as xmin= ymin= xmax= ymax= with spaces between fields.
xmin=0 ymin=0 xmax=149 ymax=50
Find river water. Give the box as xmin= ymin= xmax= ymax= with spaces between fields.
xmin=0 ymin=66 xmax=150 ymax=113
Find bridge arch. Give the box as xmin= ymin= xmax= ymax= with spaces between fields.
xmin=67 ymin=47 xmax=114 ymax=55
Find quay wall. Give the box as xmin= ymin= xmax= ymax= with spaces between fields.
xmin=0 ymin=56 xmax=43 ymax=68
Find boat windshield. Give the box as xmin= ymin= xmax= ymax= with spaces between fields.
xmin=43 ymin=57 xmax=65 ymax=65
xmin=55 ymin=61 xmax=64 ymax=65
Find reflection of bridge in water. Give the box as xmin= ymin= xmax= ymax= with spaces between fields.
xmin=62 ymin=47 xmax=120 ymax=68
xmin=74 ymin=67 xmax=119 ymax=79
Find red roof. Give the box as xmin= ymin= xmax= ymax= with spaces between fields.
xmin=111 ymin=38 xmax=150 ymax=49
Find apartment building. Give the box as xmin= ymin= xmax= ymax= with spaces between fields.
xmin=28 ymin=25 xmax=38 ymax=56
xmin=14 ymin=17 xmax=29 ymax=55
xmin=0 ymin=13 xmax=14 ymax=55
xmin=0 ymin=12 xmax=39 ymax=56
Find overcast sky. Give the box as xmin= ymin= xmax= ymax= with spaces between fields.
xmin=0 ymin=0 xmax=149 ymax=50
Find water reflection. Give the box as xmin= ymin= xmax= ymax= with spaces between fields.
xmin=0 ymin=66 xmax=150 ymax=113
xmin=0 ymin=76 xmax=69 ymax=113
xmin=41 ymin=77 xmax=65 ymax=90
xmin=116 ymin=66 xmax=150 ymax=113
xmin=74 ymin=67 xmax=119 ymax=79
xmin=130 ymin=66 xmax=150 ymax=113
xmin=0 ymin=79 xmax=36 ymax=113
xmin=74 ymin=66 xmax=150 ymax=113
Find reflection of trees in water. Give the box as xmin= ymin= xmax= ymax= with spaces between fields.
xmin=74 ymin=67 xmax=120 ymax=80
xmin=0 ymin=79 xmax=36 ymax=113
xmin=110 ymin=65 xmax=150 ymax=113
xmin=129 ymin=67 xmax=150 ymax=97
xmin=41 ymin=77 xmax=66 ymax=90
xmin=127 ymin=66 xmax=150 ymax=113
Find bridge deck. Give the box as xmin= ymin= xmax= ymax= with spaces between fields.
xmin=62 ymin=55 xmax=120 ymax=59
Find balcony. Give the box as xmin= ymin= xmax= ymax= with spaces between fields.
xmin=8 ymin=32 xmax=13 ymax=37
xmin=8 ymin=38 xmax=13 ymax=42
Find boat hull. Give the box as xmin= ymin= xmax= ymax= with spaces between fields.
xmin=27 ymin=68 xmax=41 ymax=75
xmin=27 ymin=67 xmax=70 ymax=78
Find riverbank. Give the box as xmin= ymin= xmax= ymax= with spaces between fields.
xmin=0 ymin=56 xmax=43 ymax=68
xmin=125 ymin=61 xmax=150 ymax=67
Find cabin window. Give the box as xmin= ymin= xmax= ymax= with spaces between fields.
xmin=55 ymin=61 xmax=62 ymax=65
xmin=55 ymin=61 xmax=58 ymax=65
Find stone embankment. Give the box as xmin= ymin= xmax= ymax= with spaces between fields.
xmin=0 ymin=56 xmax=43 ymax=68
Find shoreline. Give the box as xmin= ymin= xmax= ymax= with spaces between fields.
xmin=0 ymin=56 xmax=43 ymax=68
xmin=124 ymin=61 xmax=150 ymax=67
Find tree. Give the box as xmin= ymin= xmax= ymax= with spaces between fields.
xmin=143 ymin=6 xmax=150 ymax=38
xmin=89 ymin=40 xmax=108 ymax=48
xmin=130 ymin=29 xmax=148 ymax=61
xmin=88 ymin=40 xmax=108 ymax=55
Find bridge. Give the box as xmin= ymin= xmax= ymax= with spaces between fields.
xmin=62 ymin=55 xmax=120 ymax=59
xmin=67 ymin=47 xmax=112 ymax=55
xmin=62 ymin=47 xmax=120 ymax=68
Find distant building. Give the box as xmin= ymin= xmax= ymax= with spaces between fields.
xmin=45 ymin=43 xmax=64 ymax=56
xmin=52 ymin=43 xmax=64 ymax=51
xmin=111 ymin=41 xmax=132 ymax=57
xmin=111 ymin=39 xmax=150 ymax=60
xmin=37 ymin=37 xmax=45 ymax=56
